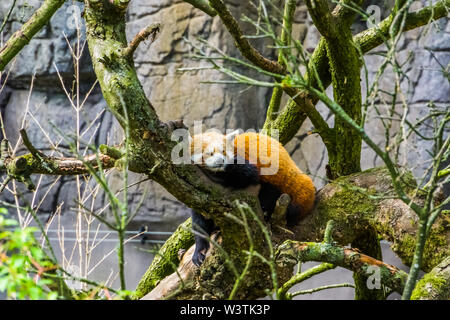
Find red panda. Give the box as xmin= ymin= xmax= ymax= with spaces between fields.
xmin=189 ymin=130 xmax=315 ymax=266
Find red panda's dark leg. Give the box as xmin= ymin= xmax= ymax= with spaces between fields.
xmin=258 ymin=183 xmax=281 ymax=219
xmin=191 ymin=209 xmax=216 ymax=266
xmin=285 ymin=203 xmax=303 ymax=227
xmin=191 ymin=157 xmax=260 ymax=266
xmin=258 ymin=183 xmax=303 ymax=226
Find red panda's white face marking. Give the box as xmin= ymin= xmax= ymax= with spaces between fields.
xmin=190 ymin=131 xmax=235 ymax=170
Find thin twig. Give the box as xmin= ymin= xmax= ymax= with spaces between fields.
xmin=123 ymin=23 xmax=161 ymax=59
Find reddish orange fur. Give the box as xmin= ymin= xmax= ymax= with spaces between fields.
xmin=191 ymin=131 xmax=316 ymax=217
xmin=234 ymin=132 xmax=315 ymax=215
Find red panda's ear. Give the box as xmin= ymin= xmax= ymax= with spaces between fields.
xmin=225 ymin=130 xmax=240 ymax=142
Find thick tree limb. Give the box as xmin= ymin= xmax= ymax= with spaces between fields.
xmin=133 ymin=219 xmax=194 ymax=299
xmin=0 ymin=0 xmax=66 ymax=71
xmin=293 ymin=167 xmax=449 ymax=272
xmin=136 ymin=167 xmax=449 ymax=299
xmin=411 ymin=256 xmax=450 ymax=300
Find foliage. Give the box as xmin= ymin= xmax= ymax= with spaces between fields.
xmin=0 ymin=208 xmax=58 ymax=300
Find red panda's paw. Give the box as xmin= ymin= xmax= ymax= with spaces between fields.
xmin=192 ymin=247 xmax=207 ymax=266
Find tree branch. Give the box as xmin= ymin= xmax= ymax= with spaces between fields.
xmin=183 ymin=0 xmax=217 ymax=17
xmin=0 ymin=0 xmax=66 ymax=71
xmin=304 ymin=0 xmax=336 ymax=38
xmin=123 ymin=23 xmax=161 ymax=60
xmin=0 ymin=138 xmax=116 ymax=180
xmin=208 ymin=0 xmax=286 ymax=75
xmin=276 ymin=240 xmax=408 ymax=295
xmin=133 ymin=219 xmax=194 ymax=299
xmin=293 ymin=167 xmax=449 ymax=272
xmin=264 ymin=0 xmax=450 ymax=144
xmin=80 ymin=0 xmax=277 ymax=301
xmin=411 ymin=256 xmax=450 ymax=300
xmin=264 ymin=0 xmax=296 ymax=125
xmin=355 ymin=0 xmax=450 ymax=54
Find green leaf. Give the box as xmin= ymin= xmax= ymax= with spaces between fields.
xmin=11 ymin=256 xmax=26 ymax=269
xmin=0 ymin=277 xmax=8 ymax=292
xmin=47 ymin=291 xmax=58 ymax=300
xmin=30 ymin=246 xmax=44 ymax=261
xmin=3 ymin=219 xmax=18 ymax=227
xmin=29 ymin=286 xmax=43 ymax=300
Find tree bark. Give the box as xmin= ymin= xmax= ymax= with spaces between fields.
xmin=137 ymin=167 xmax=449 ymax=299
xmin=411 ymin=256 xmax=450 ymax=300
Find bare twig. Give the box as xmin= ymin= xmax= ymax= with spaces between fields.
xmin=123 ymin=23 xmax=161 ymax=59
xmin=208 ymin=0 xmax=286 ymax=75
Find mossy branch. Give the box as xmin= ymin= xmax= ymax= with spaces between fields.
xmin=278 ymin=262 xmax=336 ymax=300
xmin=293 ymin=167 xmax=449 ymax=273
xmin=0 ymin=138 xmax=117 ymax=192
xmin=265 ymin=0 xmax=296 ymax=125
xmin=0 ymin=0 xmax=66 ymax=71
xmin=183 ymin=0 xmax=217 ymax=17
xmin=133 ymin=219 xmax=194 ymax=299
xmin=264 ymin=0 xmax=449 ymax=144
xmin=355 ymin=0 xmax=450 ymax=54
xmin=6 ymin=0 xmax=443 ymax=300
xmin=411 ymin=256 xmax=450 ymax=300
xmin=276 ymin=240 xmax=408 ymax=295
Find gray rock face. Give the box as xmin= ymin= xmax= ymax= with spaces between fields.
xmin=0 ymin=0 xmax=448 ymax=296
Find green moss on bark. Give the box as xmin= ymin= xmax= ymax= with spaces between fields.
xmin=411 ymin=274 xmax=447 ymax=300
xmin=411 ymin=256 xmax=450 ymax=300
xmin=133 ymin=219 xmax=195 ymax=299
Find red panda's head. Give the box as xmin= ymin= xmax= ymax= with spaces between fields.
xmin=189 ymin=130 xmax=240 ymax=171
xmin=189 ymin=130 xmax=316 ymax=214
